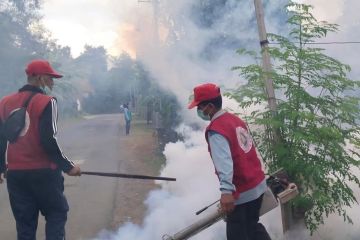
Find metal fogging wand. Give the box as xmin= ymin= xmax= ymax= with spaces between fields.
xmin=195 ymin=199 xmax=220 ymax=215
xmin=81 ymin=171 xmax=176 ymax=181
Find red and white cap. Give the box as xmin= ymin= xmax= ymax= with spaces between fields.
xmin=188 ymin=83 xmax=221 ymax=109
xmin=25 ymin=59 xmax=63 ymax=78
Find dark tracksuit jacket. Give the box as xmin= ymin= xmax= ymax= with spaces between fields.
xmin=0 ymin=84 xmax=75 ymax=240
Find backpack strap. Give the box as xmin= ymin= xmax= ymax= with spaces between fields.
xmin=22 ymin=92 xmax=37 ymax=109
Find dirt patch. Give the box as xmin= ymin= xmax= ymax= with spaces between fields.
xmin=111 ymin=120 xmax=164 ymax=228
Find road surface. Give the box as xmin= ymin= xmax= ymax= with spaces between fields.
xmin=0 ymin=114 xmax=155 ymax=240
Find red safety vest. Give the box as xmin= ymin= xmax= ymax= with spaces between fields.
xmin=0 ymin=91 xmax=57 ymax=170
xmin=205 ymin=112 xmax=265 ymax=198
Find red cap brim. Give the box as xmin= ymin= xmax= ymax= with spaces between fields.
xmin=47 ymin=72 xmax=63 ymax=78
xmin=188 ymin=100 xmax=200 ymax=109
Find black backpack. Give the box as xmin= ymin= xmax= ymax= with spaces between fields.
xmin=1 ymin=92 xmax=37 ymax=143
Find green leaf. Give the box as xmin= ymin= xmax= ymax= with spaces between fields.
xmin=230 ymin=0 xmax=360 ymax=233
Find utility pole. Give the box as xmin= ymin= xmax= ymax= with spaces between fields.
xmin=152 ymin=0 xmax=160 ymax=45
xmin=253 ymin=0 xmax=294 ymax=236
xmin=253 ymin=0 xmax=277 ymax=114
xmin=138 ymin=0 xmax=160 ymax=45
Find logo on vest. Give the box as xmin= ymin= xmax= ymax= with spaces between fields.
xmin=235 ymin=126 xmax=252 ymax=153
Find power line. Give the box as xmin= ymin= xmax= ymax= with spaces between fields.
xmin=269 ymin=41 xmax=360 ymax=45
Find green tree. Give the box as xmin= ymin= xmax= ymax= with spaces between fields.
xmin=0 ymin=0 xmax=46 ymax=96
xmin=0 ymin=0 xmax=81 ymax=117
xmin=74 ymin=45 xmax=108 ymax=88
xmin=230 ymin=2 xmax=360 ymax=232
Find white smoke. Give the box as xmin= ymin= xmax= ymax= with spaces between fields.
xmin=147 ymin=0 xmax=287 ymax=122
xmin=93 ymin=98 xmax=285 ymax=240
xmin=94 ymin=124 xmax=225 ymax=240
xmin=93 ymin=0 xmax=360 ymax=239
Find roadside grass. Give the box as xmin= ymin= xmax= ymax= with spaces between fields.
xmin=124 ymin=118 xmax=166 ymax=175
xmin=112 ymin=116 xmax=168 ymax=227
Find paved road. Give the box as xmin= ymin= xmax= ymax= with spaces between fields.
xmin=0 ymin=114 xmax=127 ymax=240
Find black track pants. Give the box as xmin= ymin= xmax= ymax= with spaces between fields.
xmin=7 ymin=169 xmax=69 ymax=240
xmin=226 ymin=194 xmax=271 ymax=240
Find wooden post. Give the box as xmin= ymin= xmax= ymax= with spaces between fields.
xmin=280 ymin=203 xmax=292 ymax=234
xmin=278 ymin=183 xmax=299 ymax=235
xmin=253 ymin=1 xmax=292 ymax=232
xmin=253 ymin=0 xmax=277 ymax=114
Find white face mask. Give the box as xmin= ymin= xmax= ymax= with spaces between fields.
xmin=197 ymin=108 xmax=211 ymax=121
xmin=197 ymin=104 xmax=211 ymax=121
xmin=39 ymin=76 xmax=53 ymax=95
xmin=41 ymin=85 xmax=52 ymax=95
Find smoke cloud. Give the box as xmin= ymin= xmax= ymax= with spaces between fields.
xmin=93 ymin=1 xmax=360 ymax=239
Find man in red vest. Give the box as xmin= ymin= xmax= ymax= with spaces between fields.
xmin=0 ymin=59 xmax=81 ymax=240
xmin=188 ymin=83 xmax=271 ymax=240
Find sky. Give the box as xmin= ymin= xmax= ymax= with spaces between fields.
xmin=41 ymin=0 xmax=141 ymax=57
